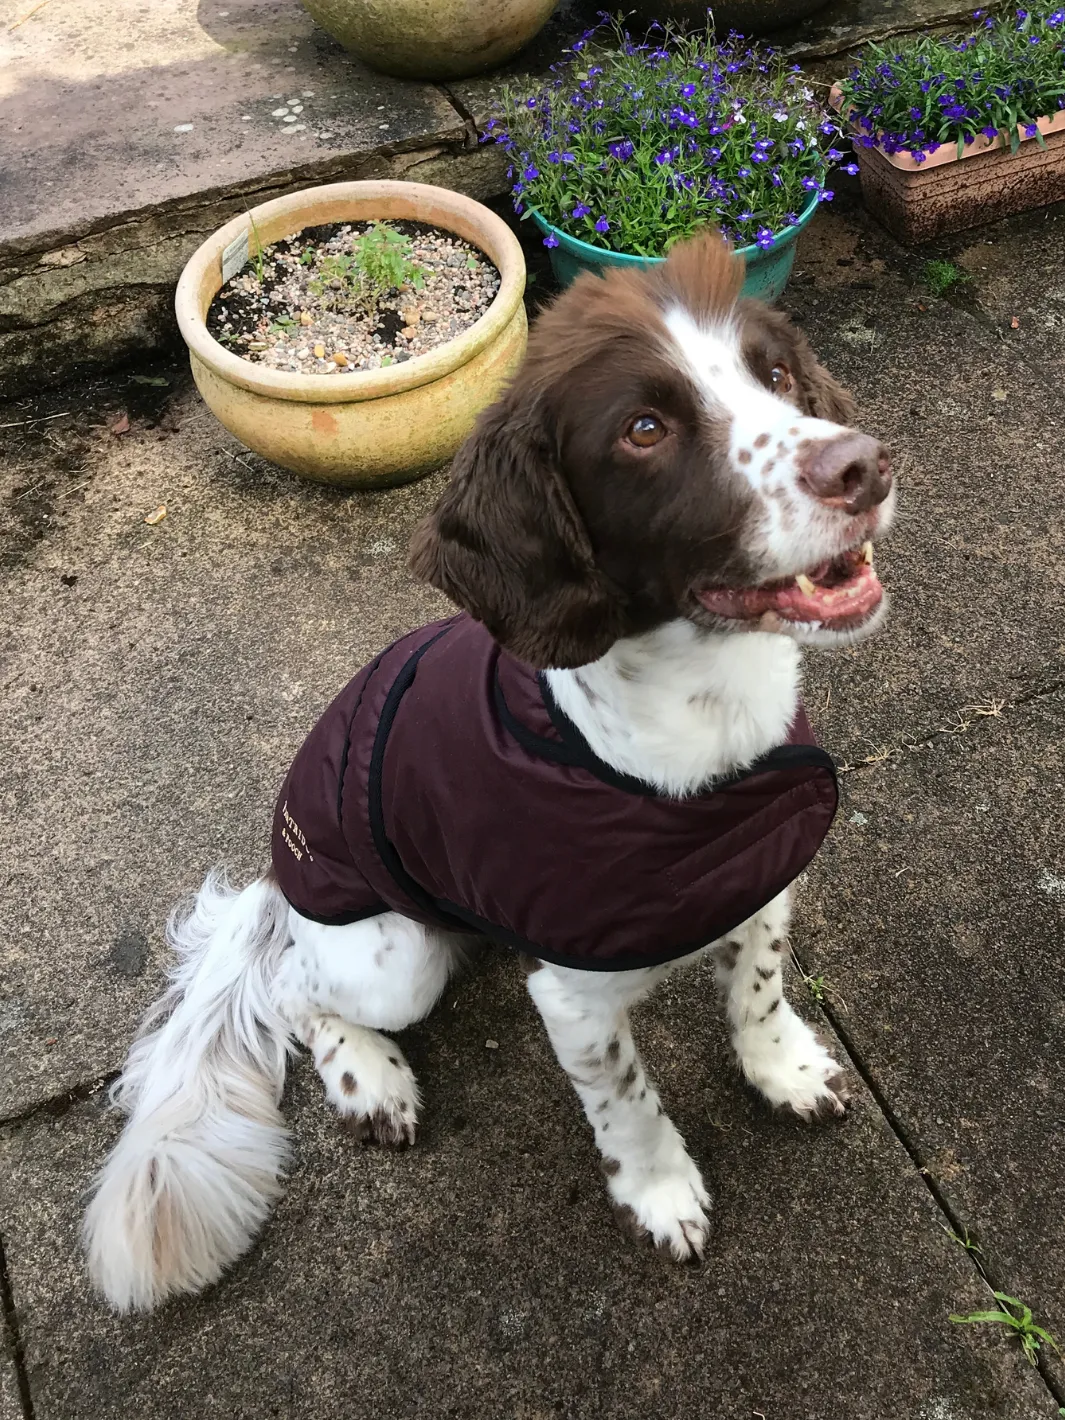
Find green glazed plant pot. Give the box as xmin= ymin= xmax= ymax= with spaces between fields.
xmin=528 ymin=192 xmax=820 ymax=302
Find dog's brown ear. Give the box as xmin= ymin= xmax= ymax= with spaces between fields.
xmin=791 ymin=330 xmax=857 ymax=426
xmin=410 ymin=396 xmax=625 ymax=668
xmin=740 ymin=300 xmax=858 ymax=426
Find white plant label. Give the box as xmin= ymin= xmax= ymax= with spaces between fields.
xmin=221 ymin=229 xmax=250 ymax=284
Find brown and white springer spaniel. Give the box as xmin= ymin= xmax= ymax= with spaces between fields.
xmin=84 ymin=231 xmax=895 ymax=1311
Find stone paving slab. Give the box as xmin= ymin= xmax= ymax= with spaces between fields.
xmin=796 ymin=690 xmax=1065 ymax=1393
xmin=1 ymin=197 xmax=1061 ymax=1110
xmin=0 ymin=1348 xmax=20 ymax=1420
xmin=0 ymin=0 xmax=464 ymax=248
xmin=2 ymin=199 xmax=1065 ymax=1416
xmin=0 ymin=374 xmax=450 ymax=1116
xmin=0 ymin=962 xmax=1057 ymax=1420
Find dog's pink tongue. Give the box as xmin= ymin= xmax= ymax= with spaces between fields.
xmin=697 ymin=564 xmax=883 ymax=625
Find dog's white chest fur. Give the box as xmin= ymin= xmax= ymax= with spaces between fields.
xmin=546 ymin=620 xmax=802 ymax=797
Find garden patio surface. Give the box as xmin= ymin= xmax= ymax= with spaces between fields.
xmin=1 ymin=192 xmax=1065 ymax=1418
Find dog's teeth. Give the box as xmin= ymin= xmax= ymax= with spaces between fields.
xmin=860 ymin=540 xmax=874 ymax=565
xmin=796 ymin=573 xmax=817 ymax=595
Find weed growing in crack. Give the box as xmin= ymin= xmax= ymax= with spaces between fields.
xmin=923 ymin=258 xmax=971 ymax=297
xmin=789 ymin=946 xmax=846 ymax=1011
xmin=950 ymin=1292 xmax=1060 ymax=1367
xmin=943 ymin=1224 xmax=984 ymax=1259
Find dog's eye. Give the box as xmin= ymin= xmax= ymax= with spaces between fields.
xmin=625 ymin=414 xmax=667 ymax=448
xmin=770 ymin=364 xmax=793 ymax=393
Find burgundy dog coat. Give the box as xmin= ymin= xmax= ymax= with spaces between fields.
xmin=271 ymin=614 xmax=838 ymax=971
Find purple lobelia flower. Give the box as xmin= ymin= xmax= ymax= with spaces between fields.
xmin=595 ymin=215 xmax=610 ymax=233
xmin=755 ymin=226 xmax=775 ymax=248
xmin=572 ymin=202 xmax=591 ymax=218
xmin=543 ymin=232 xmax=559 ymax=247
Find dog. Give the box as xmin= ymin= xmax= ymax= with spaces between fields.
xmin=84 ymin=231 xmax=894 ymax=1312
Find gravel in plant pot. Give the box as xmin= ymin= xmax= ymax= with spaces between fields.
xmin=484 ymin=15 xmax=851 ymax=299
xmin=834 ymin=2 xmax=1065 ymax=241
xmin=209 ymin=219 xmax=501 ymax=375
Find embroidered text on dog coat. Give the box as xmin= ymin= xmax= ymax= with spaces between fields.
xmin=271 ymin=615 xmax=839 ymax=971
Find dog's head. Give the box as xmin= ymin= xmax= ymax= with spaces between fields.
xmin=411 ymin=230 xmax=895 ymax=669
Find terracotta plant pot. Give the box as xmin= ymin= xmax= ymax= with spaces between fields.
xmin=831 ymin=85 xmax=1065 ymax=244
xmin=175 ymin=182 xmax=527 ymax=488
xmin=300 ymin=0 xmax=559 ymax=80
xmin=627 ymin=0 xmax=830 ymax=34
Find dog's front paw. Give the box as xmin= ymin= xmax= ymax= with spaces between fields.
xmin=604 ymin=1149 xmax=711 ymax=1262
xmin=737 ymin=1015 xmax=850 ymax=1121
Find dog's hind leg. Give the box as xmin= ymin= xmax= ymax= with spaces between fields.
xmin=713 ymin=889 xmax=849 ymax=1120
xmin=526 ymin=958 xmax=711 ymax=1262
xmin=273 ymin=910 xmax=467 ymax=1146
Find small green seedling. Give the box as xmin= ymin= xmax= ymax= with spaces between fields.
xmin=268 ymin=315 xmax=297 ymax=335
xmin=923 ymin=258 xmax=970 ymax=298
xmin=247 ymin=212 xmax=268 ymax=285
xmin=950 ymin=1292 xmax=1060 ymax=1367
xmin=353 ymin=221 xmax=425 ymax=316
xmin=805 ymin=973 xmax=829 ymax=1003
xmin=788 ymin=945 xmax=841 ymax=1008
xmin=300 ymin=246 xmax=316 ymax=266
xmin=310 ymin=222 xmax=425 ymax=321
xmin=943 ymin=1225 xmax=983 ymax=1258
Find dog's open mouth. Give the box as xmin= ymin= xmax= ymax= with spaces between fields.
xmin=695 ymin=541 xmax=883 ymax=630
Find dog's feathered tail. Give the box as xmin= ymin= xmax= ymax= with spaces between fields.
xmin=83 ymin=870 xmax=294 ymax=1312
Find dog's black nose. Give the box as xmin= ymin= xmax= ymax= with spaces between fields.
xmin=799 ymin=433 xmax=892 ymax=514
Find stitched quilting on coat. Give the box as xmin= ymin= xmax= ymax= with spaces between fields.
xmin=271 ymin=615 xmax=838 ymax=971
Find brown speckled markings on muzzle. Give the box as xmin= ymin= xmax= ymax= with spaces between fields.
xmin=410 ymin=229 xmax=866 ymax=670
